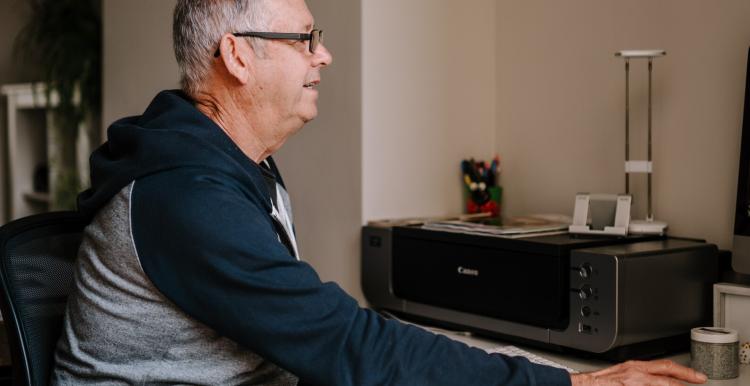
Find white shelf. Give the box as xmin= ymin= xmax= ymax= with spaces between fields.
xmin=22 ymin=191 xmax=51 ymax=205
xmin=2 ymin=82 xmax=92 ymax=221
xmin=0 ymin=83 xmax=60 ymax=109
xmin=1 ymin=83 xmax=58 ymax=221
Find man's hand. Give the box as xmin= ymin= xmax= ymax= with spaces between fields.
xmin=570 ymin=359 xmax=708 ymax=385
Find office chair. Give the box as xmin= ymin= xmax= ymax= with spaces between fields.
xmin=0 ymin=212 xmax=87 ymax=386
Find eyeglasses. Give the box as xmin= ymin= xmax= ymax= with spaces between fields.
xmin=213 ymin=29 xmax=323 ymax=57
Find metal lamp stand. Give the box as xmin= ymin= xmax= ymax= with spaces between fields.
xmin=615 ymin=50 xmax=668 ymax=235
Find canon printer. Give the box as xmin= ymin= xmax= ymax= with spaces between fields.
xmin=361 ymin=223 xmax=718 ymax=360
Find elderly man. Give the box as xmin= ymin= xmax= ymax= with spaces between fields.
xmin=51 ymin=0 xmax=707 ymax=385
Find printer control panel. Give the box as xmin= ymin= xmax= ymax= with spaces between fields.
xmin=559 ymin=254 xmax=619 ymax=352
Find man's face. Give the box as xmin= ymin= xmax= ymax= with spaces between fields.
xmin=249 ymin=0 xmax=333 ymax=136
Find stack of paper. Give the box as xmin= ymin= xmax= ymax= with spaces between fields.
xmin=486 ymin=345 xmax=578 ymax=373
xmin=422 ymin=216 xmax=570 ymax=239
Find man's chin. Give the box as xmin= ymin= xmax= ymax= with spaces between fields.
xmin=301 ymin=107 xmax=318 ymax=123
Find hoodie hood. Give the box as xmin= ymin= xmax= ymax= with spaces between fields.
xmin=78 ymin=90 xmax=273 ymax=218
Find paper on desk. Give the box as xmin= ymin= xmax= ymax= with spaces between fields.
xmin=486 ymin=345 xmax=578 ymax=373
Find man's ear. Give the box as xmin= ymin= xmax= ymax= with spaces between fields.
xmin=218 ymin=33 xmax=254 ymax=85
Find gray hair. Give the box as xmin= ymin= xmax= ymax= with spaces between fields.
xmin=173 ymin=0 xmax=271 ymax=96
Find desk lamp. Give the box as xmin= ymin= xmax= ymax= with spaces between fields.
xmin=615 ymin=50 xmax=668 ymax=235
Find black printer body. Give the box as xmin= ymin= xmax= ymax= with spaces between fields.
xmin=361 ymin=225 xmax=718 ymax=360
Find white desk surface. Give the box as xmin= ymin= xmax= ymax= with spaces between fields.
xmin=423 ymin=325 xmax=750 ymax=386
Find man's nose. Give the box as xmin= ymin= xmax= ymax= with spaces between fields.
xmin=314 ymin=43 xmax=333 ymax=67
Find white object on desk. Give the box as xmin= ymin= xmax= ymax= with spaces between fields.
xmin=690 ymin=327 xmax=740 ymax=380
xmin=486 ymin=345 xmax=578 ymax=374
xmin=741 ymin=342 xmax=750 ymax=365
xmin=614 ymin=49 xmax=669 ymax=235
xmin=714 ymin=283 xmax=750 ymax=349
xmin=628 ymin=219 xmax=668 ymax=235
xmin=569 ymin=193 xmax=631 ymax=236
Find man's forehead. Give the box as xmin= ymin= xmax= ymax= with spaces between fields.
xmin=267 ymin=0 xmax=314 ymax=31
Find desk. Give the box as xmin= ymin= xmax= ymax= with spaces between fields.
xmin=427 ymin=326 xmax=750 ymax=385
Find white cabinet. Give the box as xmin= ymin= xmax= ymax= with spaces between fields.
xmin=2 ymin=83 xmax=54 ymax=221
xmin=1 ymin=83 xmax=90 ymax=222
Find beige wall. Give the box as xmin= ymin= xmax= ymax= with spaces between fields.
xmin=103 ymin=0 xmax=365 ymax=302
xmin=496 ymin=0 xmax=750 ymax=251
xmin=362 ymin=0 xmax=497 ymax=222
xmin=0 ymin=1 xmax=35 ymax=83
xmin=102 ymin=0 xmax=179 ymax=127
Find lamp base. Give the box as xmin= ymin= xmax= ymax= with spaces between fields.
xmin=628 ymin=219 xmax=668 ymax=235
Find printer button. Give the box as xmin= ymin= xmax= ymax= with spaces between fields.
xmin=578 ymin=263 xmax=593 ymax=279
xmin=578 ymin=285 xmax=594 ymax=300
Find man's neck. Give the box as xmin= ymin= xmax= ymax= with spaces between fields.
xmin=192 ymin=90 xmax=272 ymax=163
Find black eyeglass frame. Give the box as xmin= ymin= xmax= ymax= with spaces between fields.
xmin=213 ymin=29 xmax=323 ymax=57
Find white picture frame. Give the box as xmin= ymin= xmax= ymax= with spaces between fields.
xmin=714 ymin=283 xmax=750 ymax=344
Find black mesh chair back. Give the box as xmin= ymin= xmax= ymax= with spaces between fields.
xmin=0 ymin=212 xmax=87 ymax=386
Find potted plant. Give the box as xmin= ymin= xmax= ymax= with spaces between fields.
xmin=14 ymin=0 xmax=101 ymax=210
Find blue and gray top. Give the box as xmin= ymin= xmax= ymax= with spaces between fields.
xmin=51 ymin=90 xmax=570 ymax=385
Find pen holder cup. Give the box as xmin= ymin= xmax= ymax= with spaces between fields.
xmin=465 ymin=186 xmax=502 ymax=217
xmin=690 ymin=327 xmax=739 ymax=380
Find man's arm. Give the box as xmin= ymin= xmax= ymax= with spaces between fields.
xmin=130 ymin=169 xmax=571 ymax=386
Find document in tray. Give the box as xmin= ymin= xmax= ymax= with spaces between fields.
xmin=422 ymin=216 xmax=569 ymax=237
xmin=486 ymin=345 xmax=578 ymax=374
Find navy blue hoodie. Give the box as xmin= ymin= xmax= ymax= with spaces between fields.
xmin=55 ymin=90 xmax=571 ymax=385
